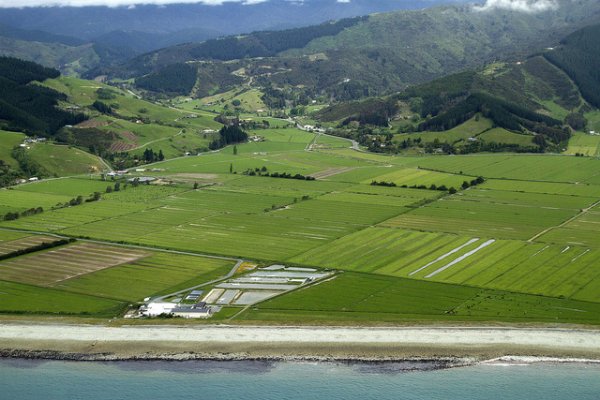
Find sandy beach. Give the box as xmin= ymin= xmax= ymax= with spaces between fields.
xmin=2 ymin=324 xmax=600 ymax=361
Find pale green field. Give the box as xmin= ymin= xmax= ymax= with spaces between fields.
xmin=477 ymin=128 xmax=534 ymax=146
xmin=566 ymin=132 xmax=600 ymax=156
xmin=396 ymin=116 xmax=493 ymax=144
xmin=0 ymin=130 xmax=25 ymax=167
xmin=27 ymin=143 xmax=106 ymax=176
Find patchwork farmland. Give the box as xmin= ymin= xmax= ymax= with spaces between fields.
xmin=1 ymin=126 xmax=600 ymax=325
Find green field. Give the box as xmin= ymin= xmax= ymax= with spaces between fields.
xmin=27 ymin=143 xmax=106 ymax=175
xmin=477 ymin=128 xmax=534 ymax=146
xmin=0 ymin=238 xmax=235 ymax=315
xmin=241 ymin=272 xmax=600 ymax=325
xmin=566 ymin=132 xmax=600 ymax=156
xmin=2 ymin=125 xmax=600 ymax=325
xmin=0 ymin=130 xmax=25 ymax=167
xmin=396 ymin=116 xmax=493 ymax=145
xmin=0 ymin=130 xmax=105 ymax=177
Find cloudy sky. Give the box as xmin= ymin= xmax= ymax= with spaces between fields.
xmin=0 ymin=0 xmax=561 ymax=11
xmin=474 ymin=0 xmax=558 ymax=12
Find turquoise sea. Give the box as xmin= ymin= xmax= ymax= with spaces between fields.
xmin=1 ymin=359 xmax=600 ymax=400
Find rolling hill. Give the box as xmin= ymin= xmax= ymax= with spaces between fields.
xmin=112 ymin=0 xmax=600 ymax=102
xmin=312 ymin=23 xmax=600 ymax=154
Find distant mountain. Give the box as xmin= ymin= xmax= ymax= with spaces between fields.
xmin=0 ymin=0 xmax=468 ymax=75
xmin=0 ymin=23 xmax=84 ymax=47
xmin=116 ymin=0 xmax=600 ymax=101
xmin=0 ymin=0 xmax=467 ymax=40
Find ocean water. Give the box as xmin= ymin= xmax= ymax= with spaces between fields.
xmin=1 ymin=359 xmax=600 ymax=400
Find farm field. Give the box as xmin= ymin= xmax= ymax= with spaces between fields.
xmin=240 ymin=272 xmax=600 ymax=325
xmin=400 ymin=154 xmax=600 ymax=184
xmin=395 ymin=116 xmax=493 ymax=145
xmin=0 ymin=242 xmax=150 ymax=286
xmin=476 ymin=128 xmax=534 ymax=146
xmin=0 ymin=130 xmax=25 ymax=167
xmin=0 ymin=236 xmax=236 ymax=314
xmin=362 ymin=168 xmax=474 ymax=189
xmin=290 ymin=226 xmax=600 ymax=302
xmin=0 ymin=130 xmax=105 ymax=177
xmin=0 ymin=280 xmax=124 ymax=316
xmin=55 ymin=252 xmax=235 ymax=301
xmin=27 ymin=142 xmax=106 ymax=176
xmin=566 ymin=132 xmax=600 ymax=156
xmin=0 ymin=235 xmax=60 ymax=256
xmin=380 ymin=190 xmax=582 ymax=240
xmin=1 ymin=125 xmax=600 ymax=325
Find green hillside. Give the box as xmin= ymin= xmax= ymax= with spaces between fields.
xmin=0 ymin=57 xmax=86 ymax=135
xmin=115 ymin=0 xmax=600 ymax=101
xmin=312 ymin=27 xmax=599 ymax=155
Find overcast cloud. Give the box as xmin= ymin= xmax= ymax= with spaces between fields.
xmin=0 ymin=0 xmax=275 ymax=8
xmin=474 ymin=0 xmax=559 ymax=13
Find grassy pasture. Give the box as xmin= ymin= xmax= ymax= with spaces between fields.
xmin=456 ymin=188 xmax=597 ymax=210
xmin=241 ymin=272 xmax=600 ymax=324
xmin=0 ymin=130 xmax=25 ymax=167
xmin=56 ymin=252 xmax=234 ymax=301
xmin=404 ymin=154 xmax=600 ymax=184
xmin=566 ymin=132 xmax=600 ymax=156
xmin=381 ymin=193 xmax=577 ymax=240
xmin=313 ymin=133 xmax=352 ymax=149
xmin=290 ymin=226 xmax=600 ymax=302
xmin=0 ymin=130 xmax=104 ymax=177
xmin=481 ymin=179 xmax=600 ymax=197
xmin=396 ymin=116 xmax=493 ymax=144
xmin=0 ymin=280 xmax=124 ymax=316
xmin=477 ymin=128 xmax=534 ymax=146
xmin=15 ymin=177 xmax=112 ymax=197
xmin=0 ymin=230 xmax=28 ymax=242
xmin=364 ymin=168 xmax=472 ymax=188
xmin=27 ymin=143 xmax=106 ymax=176
xmin=0 ymin=188 xmax=72 ymax=215
xmin=538 ymin=209 xmax=600 ymax=247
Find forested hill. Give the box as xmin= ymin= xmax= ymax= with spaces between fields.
xmin=315 ymin=23 xmax=599 ymax=152
xmin=113 ymin=0 xmax=600 ymax=100
xmin=0 ymin=57 xmax=85 ymax=136
xmin=103 ymin=17 xmax=366 ymax=78
xmin=544 ymin=24 xmax=600 ymax=108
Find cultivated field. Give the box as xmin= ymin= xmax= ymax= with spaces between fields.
xmin=2 ymin=126 xmax=600 ymax=324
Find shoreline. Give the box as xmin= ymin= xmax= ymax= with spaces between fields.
xmin=2 ymin=323 xmax=600 ymax=364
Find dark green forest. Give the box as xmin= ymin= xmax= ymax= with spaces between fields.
xmin=0 ymin=57 xmax=86 ymax=136
xmin=545 ymin=24 xmax=600 ymax=108
xmin=136 ymin=63 xmax=198 ymax=94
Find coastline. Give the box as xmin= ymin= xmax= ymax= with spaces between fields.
xmin=2 ymin=324 xmax=600 ymax=364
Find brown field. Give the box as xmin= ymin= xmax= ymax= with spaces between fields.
xmin=0 ymin=242 xmax=149 ymax=286
xmin=0 ymin=235 xmax=60 ymax=256
xmin=119 ymin=131 xmax=138 ymax=143
xmin=109 ymin=141 xmax=138 ymax=152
